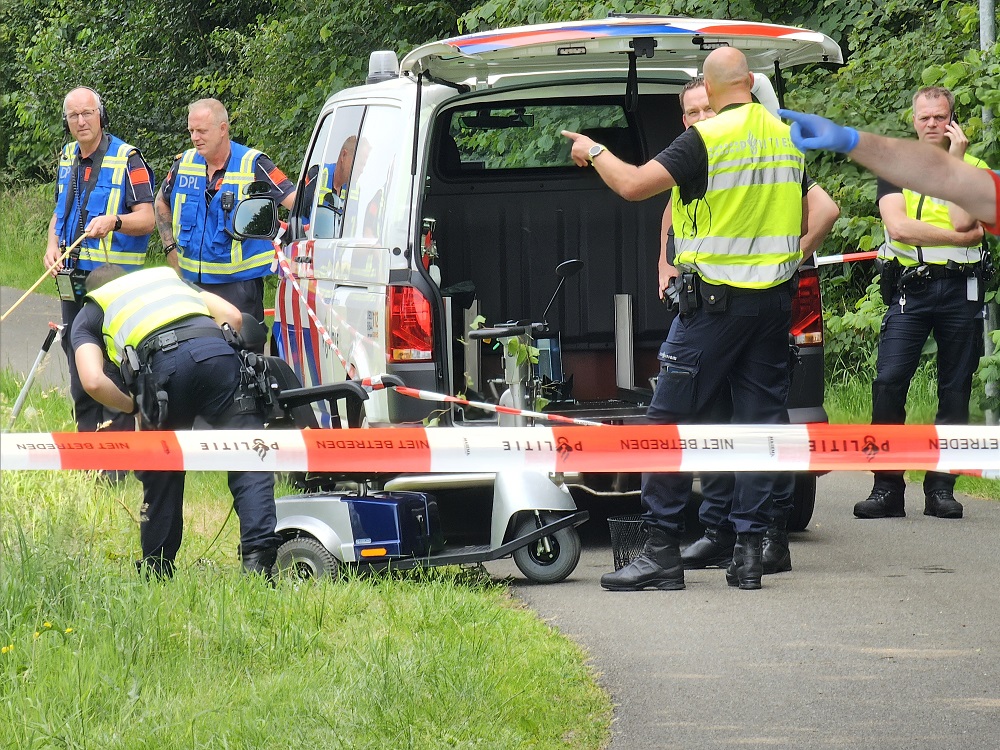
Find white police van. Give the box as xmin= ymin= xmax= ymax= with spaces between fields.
xmin=272 ymin=14 xmax=843 ymax=531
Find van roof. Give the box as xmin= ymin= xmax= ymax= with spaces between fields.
xmin=401 ymin=16 xmax=843 ymax=89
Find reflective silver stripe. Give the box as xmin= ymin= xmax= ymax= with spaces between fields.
xmin=676 ymin=236 xmax=800 ymax=286
xmin=682 ymin=261 xmax=799 ymax=287
xmin=709 ymin=153 xmax=803 ymax=172
xmin=111 ymin=292 xmax=207 ymax=348
xmin=707 ymin=166 xmax=804 ymax=191
xmin=879 ymin=241 xmax=983 ymax=265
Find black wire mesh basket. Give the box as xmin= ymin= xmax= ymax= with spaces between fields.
xmin=607 ymin=514 xmax=647 ymax=571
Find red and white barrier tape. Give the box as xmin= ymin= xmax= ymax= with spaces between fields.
xmin=362 ymin=375 xmax=603 ymax=426
xmin=815 ymin=251 xmax=878 ymax=267
xmin=3 ymin=424 xmax=997 ymax=477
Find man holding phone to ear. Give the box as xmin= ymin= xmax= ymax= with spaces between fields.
xmin=854 ymin=86 xmax=988 ymax=522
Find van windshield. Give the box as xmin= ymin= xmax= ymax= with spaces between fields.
xmin=440 ymin=101 xmax=637 ymax=173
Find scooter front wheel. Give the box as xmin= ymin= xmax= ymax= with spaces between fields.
xmin=275 ymin=537 xmax=339 ymax=580
xmin=512 ymin=512 xmax=581 ymax=584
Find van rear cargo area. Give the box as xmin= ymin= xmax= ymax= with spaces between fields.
xmin=423 ymin=92 xmax=686 ymax=405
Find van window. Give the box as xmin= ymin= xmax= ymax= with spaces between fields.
xmin=342 ymin=105 xmax=402 ymax=240
xmin=297 ymin=106 xmax=365 ymax=240
xmin=440 ymin=102 xmax=635 ymax=173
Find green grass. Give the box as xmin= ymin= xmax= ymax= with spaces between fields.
xmin=0 ymin=372 xmax=611 ymax=749
xmin=0 ymin=185 xmax=57 ymax=296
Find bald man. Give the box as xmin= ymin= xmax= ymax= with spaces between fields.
xmin=564 ymin=48 xmax=810 ymax=592
xmin=155 ymin=98 xmax=296 ymax=340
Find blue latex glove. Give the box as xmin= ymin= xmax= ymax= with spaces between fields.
xmin=778 ymin=109 xmax=860 ymax=154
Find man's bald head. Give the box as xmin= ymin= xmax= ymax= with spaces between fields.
xmin=703 ymin=48 xmax=753 ymax=110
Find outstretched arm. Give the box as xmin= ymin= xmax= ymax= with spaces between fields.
xmin=562 ymin=130 xmax=676 ymax=201
xmin=778 ymin=109 xmax=997 ymax=226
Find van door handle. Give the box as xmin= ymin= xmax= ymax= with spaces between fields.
xmin=293 ymin=256 xmax=313 ymax=264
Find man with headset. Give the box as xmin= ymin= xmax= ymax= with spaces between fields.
xmin=154 ymin=98 xmax=295 ymax=336
xmin=70 ymin=264 xmax=281 ymax=580
xmin=43 ymin=86 xmax=155 ymax=440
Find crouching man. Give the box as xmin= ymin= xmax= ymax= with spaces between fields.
xmin=71 ymin=264 xmax=280 ymax=579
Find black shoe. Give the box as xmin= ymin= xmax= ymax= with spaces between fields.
xmin=924 ymin=489 xmax=963 ymax=519
xmin=601 ymin=527 xmax=685 ymax=591
xmin=241 ymin=547 xmax=278 ymax=582
xmin=854 ymin=487 xmax=905 ymax=518
xmin=761 ymin=527 xmax=791 ymax=575
xmin=726 ymin=532 xmax=764 ymax=590
xmin=681 ymin=527 xmax=736 ymax=569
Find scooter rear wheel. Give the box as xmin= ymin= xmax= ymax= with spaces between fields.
xmin=512 ymin=512 xmax=581 ymax=584
xmin=275 ymin=537 xmax=339 ymax=580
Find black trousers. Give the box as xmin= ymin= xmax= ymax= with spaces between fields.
xmin=871 ymin=275 xmax=982 ymax=494
xmin=134 ymin=336 xmax=278 ymax=574
xmin=642 ymin=284 xmax=792 ymax=536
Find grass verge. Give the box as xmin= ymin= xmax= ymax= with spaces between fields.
xmin=0 ymin=185 xmax=56 ymax=296
xmin=0 ymin=372 xmax=612 ymax=749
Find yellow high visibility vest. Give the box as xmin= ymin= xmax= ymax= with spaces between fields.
xmin=88 ymin=267 xmax=212 ymax=366
xmin=673 ymin=102 xmax=804 ymax=288
xmin=879 ymin=152 xmax=988 ymax=267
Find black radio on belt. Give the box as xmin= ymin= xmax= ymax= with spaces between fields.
xmin=55 ymin=244 xmax=89 ymax=303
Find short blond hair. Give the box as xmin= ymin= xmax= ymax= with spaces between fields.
xmin=189 ymin=98 xmax=229 ymax=125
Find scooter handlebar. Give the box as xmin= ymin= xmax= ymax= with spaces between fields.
xmin=468 ymin=322 xmax=547 ymax=340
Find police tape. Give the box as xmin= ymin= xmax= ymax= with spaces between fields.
xmin=814 ymin=251 xmax=878 ymax=267
xmin=2 ymin=424 xmax=997 ymax=477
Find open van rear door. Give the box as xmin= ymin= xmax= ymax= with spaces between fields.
xmin=401 ymin=15 xmax=843 ymax=89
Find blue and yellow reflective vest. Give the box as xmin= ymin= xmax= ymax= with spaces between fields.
xmin=54 ymin=134 xmax=152 ymax=271
xmin=169 ymin=141 xmax=275 ymax=283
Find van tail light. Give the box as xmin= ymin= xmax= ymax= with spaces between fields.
xmin=790 ymin=267 xmax=823 ymax=346
xmin=387 ymin=285 xmax=434 ymax=362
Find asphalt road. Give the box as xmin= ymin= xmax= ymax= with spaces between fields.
xmin=486 ymin=477 xmax=1000 ymax=750
xmin=4 ymin=287 xmax=998 ymax=749
xmin=1 ymin=286 xmax=69 ymax=392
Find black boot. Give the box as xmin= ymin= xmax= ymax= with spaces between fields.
xmin=726 ymin=532 xmax=764 ymax=590
xmin=601 ymin=527 xmax=685 ymax=591
xmin=241 ymin=547 xmax=278 ymax=582
xmin=681 ymin=526 xmax=736 ymax=569
xmin=761 ymin=527 xmax=791 ymax=575
xmin=924 ymin=489 xmax=963 ymax=519
xmin=854 ymin=487 xmax=905 ymax=518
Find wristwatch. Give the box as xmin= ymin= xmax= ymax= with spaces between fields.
xmin=113 ymin=215 xmax=122 ymax=231
xmin=587 ymin=144 xmax=606 ymax=165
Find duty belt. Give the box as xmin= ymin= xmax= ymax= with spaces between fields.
xmin=899 ymin=262 xmax=979 ymax=287
xmin=137 ymin=323 xmax=226 ymax=361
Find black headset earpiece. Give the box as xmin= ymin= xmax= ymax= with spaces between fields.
xmin=62 ymin=86 xmax=109 ymax=136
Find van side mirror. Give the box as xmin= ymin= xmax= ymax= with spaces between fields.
xmin=232 ymin=197 xmax=278 ymax=240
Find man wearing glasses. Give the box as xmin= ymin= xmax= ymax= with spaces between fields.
xmin=44 ymin=86 xmax=155 ymax=446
